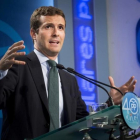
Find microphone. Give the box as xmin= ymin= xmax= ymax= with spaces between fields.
xmin=57 ymin=64 xmax=116 ymax=106
xmin=57 ymin=64 xmax=123 ymax=95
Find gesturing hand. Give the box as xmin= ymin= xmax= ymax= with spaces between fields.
xmin=0 ymin=40 xmax=26 ymax=70
xmin=108 ymin=76 xmax=137 ymax=105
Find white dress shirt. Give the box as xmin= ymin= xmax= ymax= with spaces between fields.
xmin=0 ymin=70 xmax=8 ymax=80
xmin=34 ymin=49 xmax=64 ymax=127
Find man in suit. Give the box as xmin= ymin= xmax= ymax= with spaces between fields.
xmin=0 ymin=6 xmax=137 ymax=140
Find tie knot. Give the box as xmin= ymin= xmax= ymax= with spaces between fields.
xmin=47 ymin=60 xmax=56 ymax=67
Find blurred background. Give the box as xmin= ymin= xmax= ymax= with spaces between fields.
xmin=0 ymin=0 xmax=140 ymax=139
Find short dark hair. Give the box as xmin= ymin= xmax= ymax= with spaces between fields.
xmin=30 ymin=6 xmax=66 ymax=32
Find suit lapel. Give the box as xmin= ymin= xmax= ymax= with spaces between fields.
xmin=26 ymin=52 xmax=49 ymax=111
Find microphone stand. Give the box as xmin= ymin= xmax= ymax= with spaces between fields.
xmin=57 ymin=64 xmax=114 ymax=106
xmin=66 ymin=67 xmax=123 ymax=96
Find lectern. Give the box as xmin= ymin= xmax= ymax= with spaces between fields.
xmin=25 ymin=92 xmax=140 ymax=140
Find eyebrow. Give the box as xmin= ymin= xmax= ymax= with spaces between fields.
xmin=58 ymin=24 xmax=65 ymax=27
xmin=42 ymin=22 xmax=65 ymax=27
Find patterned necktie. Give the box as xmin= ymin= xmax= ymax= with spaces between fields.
xmin=47 ymin=60 xmax=59 ymax=131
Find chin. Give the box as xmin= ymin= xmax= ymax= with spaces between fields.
xmin=51 ymin=49 xmax=61 ymax=53
xmin=49 ymin=51 xmax=59 ymax=56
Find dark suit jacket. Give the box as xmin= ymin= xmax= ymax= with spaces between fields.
xmin=0 ymin=51 xmax=89 ymax=140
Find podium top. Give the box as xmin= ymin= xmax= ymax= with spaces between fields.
xmin=27 ymin=105 xmax=121 ymax=140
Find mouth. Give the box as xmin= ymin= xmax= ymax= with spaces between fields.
xmin=49 ymin=40 xmax=59 ymax=45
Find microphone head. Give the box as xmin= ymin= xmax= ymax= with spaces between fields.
xmin=56 ymin=64 xmax=65 ymax=69
xmin=67 ymin=67 xmax=75 ymax=72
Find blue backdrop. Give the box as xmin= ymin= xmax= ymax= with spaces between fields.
xmin=72 ymin=0 xmax=98 ymax=109
xmin=0 ymin=0 xmax=53 ymax=137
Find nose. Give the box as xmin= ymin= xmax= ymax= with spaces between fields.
xmin=52 ymin=27 xmax=59 ymax=37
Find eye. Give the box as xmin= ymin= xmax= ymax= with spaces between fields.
xmin=45 ymin=25 xmax=53 ymax=29
xmin=46 ymin=25 xmax=49 ymax=28
xmin=58 ymin=25 xmax=64 ymax=30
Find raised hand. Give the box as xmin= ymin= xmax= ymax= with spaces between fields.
xmin=0 ymin=40 xmax=26 ymax=70
xmin=108 ymin=76 xmax=137 ymax=105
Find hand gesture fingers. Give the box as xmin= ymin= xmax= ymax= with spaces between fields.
xmin=120 ymin=76 xmax=137 ymax=93
xmin=108 ymin=76 xmax=117 ymax=96
xmin=124 ymin=76 xmax=135 ymax=87
xmin=8 ymin=51 xmax=26 ymax=60
xmin=109 ymin=76 xmax=137 ymax=105
xmin=128 ymin=81 xmax=136 ymax=92
xmin=0 ymin=40 xmax=26 ymax=70
xmin=8 ymin=59 xmax=26 ymax=66
xmin=108 ymin=76 xmax=115 ymax=87
xmin=6 ymin=41 xmax=25 ymax=55
xmin=8 ymin=40 xmax=24 ymax=50
xmin=108 ymin=76 xmax=123 ymax=105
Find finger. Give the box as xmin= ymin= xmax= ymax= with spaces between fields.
xmin=9 ymin=40 xmax=24 ymax=50
xmin=8 ymin=45 xmax=25 ymax=55
xmin=128 ymin=80 xmax=137 ymax=92
xmin=10 ymin=60 xmax=26 ymax=65
xmin=1 ymin=59 xmax=26 ymax=70
xmin=8 ymin=52 xmax=26 ymax=60
xmin=14 ymin=60 xmax=26 ymax=65
xmin=108 ymin=76 xmax=115 ymax=87
xmin=125 ymin=76 xmax=134 ymax=86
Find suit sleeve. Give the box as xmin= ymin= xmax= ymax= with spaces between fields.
xmin=0 ymin=64 xmax=19 ymax=109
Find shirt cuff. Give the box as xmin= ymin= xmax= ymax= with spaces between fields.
xmin=0 ymin=70 xmax=8 ymax=80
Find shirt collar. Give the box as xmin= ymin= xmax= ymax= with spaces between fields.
xmin=34 ymin=49 xmax=58 ymax=64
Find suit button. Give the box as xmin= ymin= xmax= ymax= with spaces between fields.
xmin=44 ymin=123 xmax=49 ymax=128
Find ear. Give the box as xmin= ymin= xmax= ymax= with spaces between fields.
xmin=30 ymin=28 xmax=36 ymax=40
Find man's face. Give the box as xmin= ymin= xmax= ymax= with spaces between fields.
xmin=33 ymin=15 xmax=65 ymax=59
